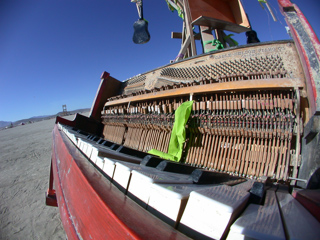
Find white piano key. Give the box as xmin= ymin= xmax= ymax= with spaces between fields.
xmin=128 ymin=169 xmax=193 ymax=208
xmin=179 ymin=184 xmax=250 ymax=240
xmin=66 ymin=132 xmax=76 ymax=144
xmin=95 ymin=156 xmax=105 ymax=170
xmin=227 ymin=190 xmax=285 ymax=240
xmin=70 ymin=134 xmax=77 ymax=144
xmin=113 ymin=162 xmax=145 ymax=193
xmin=77 ymin=138 xmax=83 ymax=149
xmin=148 ymin=183 xmax=217 ymax=227
xmin=84 ymin=142 xmax=93 ymax=157
xmin=80 ymin=139 xmax=87 ymax=152
xmin=57 ymin=123 xmax=63 ymax=130
xmin=102 ymin=157 xmax=116 ymax=180
xmin=90 ymin=146 xmax=99 ymax=163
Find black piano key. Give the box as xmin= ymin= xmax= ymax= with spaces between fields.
xmin=191 ymin=169 xmax=230 ymax=184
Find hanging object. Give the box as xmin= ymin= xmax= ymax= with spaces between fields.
xmin=132 ymin=0 xmax=150 ymax=44
xmin=258 ymin=0 xmax=277 ymax=21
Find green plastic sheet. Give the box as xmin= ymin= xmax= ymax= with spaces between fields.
xmin=148 ymin=101 xmax=193 ymax=162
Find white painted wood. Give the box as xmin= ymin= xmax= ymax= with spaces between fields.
xmin=77 ymin=138 xmax=83 ymax=149
xmin=102 ymin=157 xmax=116 ymax=179
xmin=179 ymin=184 xmax=250 ymax=240
xmin=68 ymin=133 xmax=77 ymax=144
xmin=276 ymin=191 xmax=320 ymax=240
xmin=148 ymin=183 xmax=217 ymax=227
xmin=113 ymin=162 xmax=145 ymax=192
xmin=128 ymin=170 xmax=193 ymax=208
xmin=90 ymin=146 xmax=99 ymax=163
xmin=227 ymin=190 xmax=285 ymax=240
xmin=81 ymin=140 xmax=88 ymax=153
xmin=95 ymin=156 xmax=105 ymax=170
xmin=84 ymin=142 xmax=93 ymax=157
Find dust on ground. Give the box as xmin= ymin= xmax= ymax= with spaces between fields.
xmin=0 ymin=114 xmax=84 ymax=240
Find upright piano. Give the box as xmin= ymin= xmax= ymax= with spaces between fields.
xmin=46 ymin=0 xmax=320 ymax=239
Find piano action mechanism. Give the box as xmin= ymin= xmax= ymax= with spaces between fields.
xmin=101 ymin=41 xmax=306 ymax=183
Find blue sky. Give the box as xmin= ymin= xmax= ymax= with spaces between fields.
xmin=0 ymin=0 xmax=319 ymax=122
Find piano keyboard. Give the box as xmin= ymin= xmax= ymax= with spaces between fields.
xmin=57 ymin=123 xmax=320 ymax=240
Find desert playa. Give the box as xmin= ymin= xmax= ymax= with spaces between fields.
xmin=0 ymin=115 xmax=82 ymax=239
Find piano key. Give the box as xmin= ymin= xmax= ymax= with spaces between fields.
xmin=140 ymin=155 xmax=164 ymax=167
xmin=248 ymin=181 xmax=266 ymax=205
xmin=229 ymin=179 xmax=254 ymax=191
xmin=156 ymin=160 xmax=199 ymax=174
xmin=84 ymin=143 xmax=93 ymax=158
xmin=128 ymin=169 xmax=193 ymax=208
xmin=292 ymin=188 xmax=320 ymax=222
xmin=89 ymin=146 xmax=99 ymax=163
xmin=101 ymin=157 xmax=117 ymax=180
xmin=62 ymin=127 xmax=78 ymax=144
xmin=95 ymin=156 xmax=105 ymax=170
xmin=148 ymin=183 xmax=218 ymax=228
xmin=113 ymin=161 xmax=148 ymax=194
xmin=276 ymin=191 xmax=320 ymax=240
xmin=227 ymin=190 xmax=285 ymax=240
xmin=191 ymin=169 xmax=230 ymax=184
xmin=179 ymin=184 xmax=250 ymax=240
xmin=81 ymin=141 xmax=89 ymax=156
xmin=77 ymin=138 xmax=84 ymax=150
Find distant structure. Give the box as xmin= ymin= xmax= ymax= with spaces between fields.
xmin=62 ymin=104 xmax=68 ymax=116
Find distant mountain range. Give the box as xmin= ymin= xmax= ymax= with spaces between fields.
xmin=0 ymin=108 xmax=90 ymax=129
xmin=0 ymin=121 xmax=12 ymax=128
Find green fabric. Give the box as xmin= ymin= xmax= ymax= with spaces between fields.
xmin=148 ymin=101 xmax=193 ymax=162
xmin=203 ymin=39 xmax=224 ymax=53
xmin=224 ymin=34 xmax=238 ymax=46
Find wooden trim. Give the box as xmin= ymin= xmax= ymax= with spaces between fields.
xmin=104 ymin=78 xmax=304 ymax=106
xmin=183 ymin=0 xmax=197 ymax=56
xmin=171 ymin=32 xmax=201 ymax=40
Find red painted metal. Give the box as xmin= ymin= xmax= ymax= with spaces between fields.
xmin=51 ymin=142 xmax=80 ymax=240
xmin=294 ymin=5 xmax=320 ymax=60
xmin=45 ymin=161 xmax=58 ymax=207
xmin=292 ymin=189 xmax=320 ymax=222
xmin=277 ymin=0 xmax=292 ymax=8
xmin=278 ymin=0 xmax=320 ymax=115
xmin=51 ymin=125 xmax=190 ymax=240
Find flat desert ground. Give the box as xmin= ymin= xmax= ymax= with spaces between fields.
xmin=0 ymin=114 xmax=85 ymax=239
